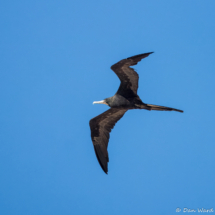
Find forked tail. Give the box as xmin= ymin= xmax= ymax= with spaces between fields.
xmin=146 ymin=104 xmax=183 ymax=113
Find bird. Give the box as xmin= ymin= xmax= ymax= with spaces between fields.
xmin=89 ymin=52 xmax=183 ymax=174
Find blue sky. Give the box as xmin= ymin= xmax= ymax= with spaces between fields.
xmin=1 ymin=0 xmax=215 ymax=214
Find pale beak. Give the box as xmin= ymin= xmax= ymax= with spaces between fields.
xmin=93 ymin=100 xmax=108 ymax=105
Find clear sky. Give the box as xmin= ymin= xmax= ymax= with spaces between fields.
xmin=1 ymin=0 xmax=215 ymax=214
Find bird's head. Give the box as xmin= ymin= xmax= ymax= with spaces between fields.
xmin=93 ymin=98 xmax=111 ymax=106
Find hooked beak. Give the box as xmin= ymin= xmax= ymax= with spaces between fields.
xmin=93 ymin=100 xmax=108 ymax=105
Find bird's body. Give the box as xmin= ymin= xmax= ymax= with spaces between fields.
xmin=90 ymin=52 xmax=183 ymax=174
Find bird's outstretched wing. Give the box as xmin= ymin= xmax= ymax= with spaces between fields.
xmin=89 ymin=108 xmax=127 ymax=174
xmin=111 ymin=52 xmax=153 ymax=98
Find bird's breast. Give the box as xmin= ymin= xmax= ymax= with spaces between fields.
xmin=110 ymin=94 xmax=131 ymax=107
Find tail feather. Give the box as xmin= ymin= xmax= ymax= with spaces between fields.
xmin=146 ymin=104 xmax=183 ymax=113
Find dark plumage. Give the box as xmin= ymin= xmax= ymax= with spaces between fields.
xmin=90 ymin=52 xmax=183 ymax=174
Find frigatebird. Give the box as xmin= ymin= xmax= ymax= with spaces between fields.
xmin=89 ymin=52 xmax=183 ymax=174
